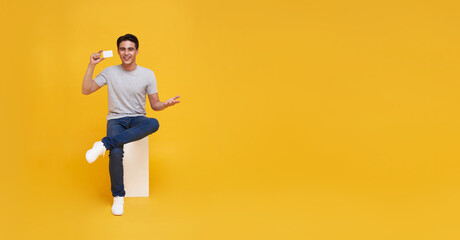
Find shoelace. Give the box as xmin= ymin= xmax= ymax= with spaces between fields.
xmin=114 ymin=197 xmax=124 ymax=204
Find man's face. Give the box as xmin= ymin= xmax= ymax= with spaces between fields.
xmin=117 ymin=40 xmax=138 ymax=65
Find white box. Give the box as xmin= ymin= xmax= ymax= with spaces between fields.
xmin=123 ymin=136 xmax=149 ymax=197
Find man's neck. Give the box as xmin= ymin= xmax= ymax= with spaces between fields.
xmin=121 ymin=63 xmax=137 ymax=71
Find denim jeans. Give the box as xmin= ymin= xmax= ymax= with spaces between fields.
xmin=101 ymin=116 xmax=160 ymax=197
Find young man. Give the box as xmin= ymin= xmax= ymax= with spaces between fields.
xmin=82 ymin=34 xmax=180 ymax=216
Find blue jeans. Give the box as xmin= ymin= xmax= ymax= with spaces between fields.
xmin=101 ymin=116 xmax=160 ymax=197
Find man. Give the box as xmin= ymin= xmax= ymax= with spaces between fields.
xmin=82 ymin=34 xmax=180 ymax=216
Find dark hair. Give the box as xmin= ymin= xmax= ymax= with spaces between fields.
xmin=117 ymin=34 xmax=139 ymax=49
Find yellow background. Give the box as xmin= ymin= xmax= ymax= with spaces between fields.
xmin=2 ymin=0 xmax=460 ymax=239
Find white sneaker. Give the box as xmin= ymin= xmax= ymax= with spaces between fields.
xmin=85 ymin=141 xmax=106 ymax=164
xmin=112 ymin=196 xmax=124 ymax=215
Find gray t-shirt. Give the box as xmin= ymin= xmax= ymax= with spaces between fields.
xmin=94 ymin=65 xmax=158 ymax=120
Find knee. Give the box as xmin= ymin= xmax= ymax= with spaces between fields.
xmin=147 ymin=118 xmax=160 ymax=133
xmin=109 ymin=148 xmax=124 ymax=159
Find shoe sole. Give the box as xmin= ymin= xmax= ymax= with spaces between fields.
xmin=112 ymin=211 xmax=123 ymax=216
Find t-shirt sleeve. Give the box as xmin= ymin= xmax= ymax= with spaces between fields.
xmin=146 ymin=70 xmax=158 ymax=95
xmin=94 ymin=68 xmax=108 ymax=87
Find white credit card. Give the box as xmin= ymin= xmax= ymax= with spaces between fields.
xmin=102 ymin=50 xmax=113 ymax=58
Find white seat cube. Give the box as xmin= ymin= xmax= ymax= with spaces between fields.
xmin=123 ymin=136 xmax=149 ymax=197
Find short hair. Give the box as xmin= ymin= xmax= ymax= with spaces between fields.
xmin=117 ymin=34 xmax=139 ymax=49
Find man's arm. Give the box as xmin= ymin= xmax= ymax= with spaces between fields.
xmin=148 ymin=93 xmax=181 ymax=111
xmin=82 ymin=50 xmax=104 ymax=95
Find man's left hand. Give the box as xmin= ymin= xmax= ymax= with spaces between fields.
xmin=164 ymin=95 xmax=181 ymax=108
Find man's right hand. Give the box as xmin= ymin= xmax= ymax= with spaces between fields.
xmin=83 ymin=50 xmax=104 ymax=95
xmin=90 ymin=50 xmax=105 ymax=65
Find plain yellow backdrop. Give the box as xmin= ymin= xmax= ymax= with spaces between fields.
xmin=2 ymin=0 xmax=460 ymax=239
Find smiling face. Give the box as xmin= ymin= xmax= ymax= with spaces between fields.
xmin=117 ymin=40 xmax=139 ymax=66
